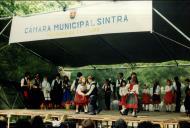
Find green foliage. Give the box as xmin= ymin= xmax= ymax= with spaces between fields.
xmin=0 ymin=0 xmax=79 ymax=17
xmin=0 ymin=44 xmax=56 ymax=81
xmin=69 ymin=65 xmax=190 ymax=88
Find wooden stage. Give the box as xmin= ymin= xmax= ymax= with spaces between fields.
xmin=0 ymin=109 xmax=189 ymax=128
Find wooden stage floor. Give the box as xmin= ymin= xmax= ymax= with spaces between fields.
xmin=0 ymin=109 xmax=189 ymax=121
xmin=0 ymin=109 xmax=189 ymax=128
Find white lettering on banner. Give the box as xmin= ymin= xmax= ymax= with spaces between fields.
xmin=24 ymin=15 xmax=128 ymax=34
xmin=9 ymin=1 xmax=152 ymax=43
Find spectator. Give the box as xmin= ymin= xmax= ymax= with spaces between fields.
xmin=137 ymin=121 xmax=154 ymax=128
xmin=31 ymin=116 xmax=45 ymax=128
xmin=0 ymin=116 xmax=7 ymax=128
xmin=179 ymin=121 xmax=190 ymax=128
xmin=81 ymin=119 xmax=95 ymax=128
xmin=114 ymin=118 xmax=127 ymax=128
xmin=15 ymin=119 xmax=31 ymax=128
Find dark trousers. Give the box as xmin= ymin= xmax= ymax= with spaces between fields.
xmin=89 ymin=95 xmax=98 ymax=114
xmin=175 ymin=94 xmax=181 ymax=112
xmin=105 ymin=94 xmax=111 ymax=110
xmin=116 ymin=87 xmax=121 ymax=100
xmin=21 ymin=87 xmax=30 ymax=108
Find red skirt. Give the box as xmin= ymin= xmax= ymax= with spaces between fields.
xmin=74 ymin=93 xmax=88 ymax=106
xmin=119 ymin=96 xmax=126 ymax=106
xmin=164 ymin=91 xmax=174 ymax=104
xmin=142 ymin=93 xmax=151 ymax=104
xmin=125 ymin=93 xmax=138 ymax=109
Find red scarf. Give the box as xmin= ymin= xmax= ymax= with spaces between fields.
xmin=129 ymin=83 xmax=134 ymax=90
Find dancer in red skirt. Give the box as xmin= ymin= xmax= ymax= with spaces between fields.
xmin=126 ymin=72 xmax=139 ymax=117
xmin=142 ymin=84 xmax=151 ymax=111
xmin=74 ymin=76 xmax=88 ymax=114
xmin=164 ymin=79 xmax=174 ymax=112
xmin=119 ymin=80 xmax=128 ymax=115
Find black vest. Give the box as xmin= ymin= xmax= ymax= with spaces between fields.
xmin=34 ymin=79 xmax=40 ymax=88
xmin=53 ymin=80 xmax=62 ymax=90
xmin=75 ymin=78 xmax=79 ymax=90
xmin=90 ymin=82 xmax=98 ymax=96
xmin=24 ymin=78 xmax=28 ymax=86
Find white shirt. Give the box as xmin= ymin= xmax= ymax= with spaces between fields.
xmin=70 ymin=79 xmax=79 ymax=91
xmin=86 ymin=81 xmax=96 ymax=96
xmin=51 ymin=79 xmax=62 ymax=89
xmin=165 ymin=85 xmax=173 ymax=93
xmin=76 ymin=84 xmax=87 ymax=95
xmin=119 ymin=86 xmax=128 ymax=96
xmin=102 ymin=84 xmax=113 ymax=92
xmin=116 ymin=78 xmax=124 ymax=87
xmin=172 ymin=82 xmax=177 ymax=91
xmin=126 ymin=83 xmax=139 ymax=94
xmin=154 ymin=85 xmax=161 ymax=95
xmin=42 ymin=80 xmax=51 ymax=92
xmin=20 ymin=77 xmax=28 ymax=87
xmin=142 ymin=88 xmax=150 ymax=94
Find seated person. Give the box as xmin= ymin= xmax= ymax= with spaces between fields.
xmin=113 ymin=118 xmax=127 ymax=128
xmin=81 ymin=119 xmax=95 ymax=128
xmin=138 ymin=121 xmax=154 ymax=128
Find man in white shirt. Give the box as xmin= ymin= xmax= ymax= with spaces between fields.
xmin=70 ymin=72 xmax=82 ymax=92
xmin=85 ymin=76 xmax=100 ymax=115
xmin=116 ymin=72 xmax=124 ymax=100
xmin=20 ymin=72 xmax=30 ymax=108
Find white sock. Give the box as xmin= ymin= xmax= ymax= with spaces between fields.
xmin=121 ymin=108 xmax=125 ymax=113
xmin=169 ymin=105 xmax=171 ymax=112
xmin=146 ymin=105 xmax=149 ymax=111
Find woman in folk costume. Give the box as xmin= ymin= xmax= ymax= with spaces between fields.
xmin=184 ymin=78 xmax=190 ymax=117
xmin=62 ymin=75 xmax=72 ymax=106
xmin=152 ymin=80 xmax=161 ymax=111
xmin=20 ymin=72 xmax=31 ymax=108
xmin=164 ymin=79 xmax=174 ymax=112
xmin=74 ymin=76 xmax=88 ymax=114
xmin=119 ymin=80 xmax=128 ymax=115
xmin=142 ymin=84 xmax=151 ymax=111
xmin=51 ymin=73 xmax=63 ymax=109
xmin=125 ymin=72 xmax=139 ymax=117
xmin=102 ymin=79 xmax=113 ymax=110
xmin=41 ymin=76 xmax=51 ymax=109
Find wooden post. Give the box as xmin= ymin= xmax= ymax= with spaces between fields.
xmin=7 ymin=114 xmax=11 ymax=128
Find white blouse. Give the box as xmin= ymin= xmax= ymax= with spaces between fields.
xmin=143 ymin=88 xmax=150 ymax=94
xmin=126 ymin=84 xmax=139 ymax=94
xmin=154 ymin=85 xmax=161 ymax=95
xmin=165 ymin=85 xmax=173 ymax=93
xmin=76 ymin=84 xmax=87 ymax=95
xmin=119 ymin=86 xmax=128 ymax=96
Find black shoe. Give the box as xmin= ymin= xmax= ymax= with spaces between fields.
xmin=123 ymin=109 xmax=128 ymax=115
xmin=89 ymin=112 xmax=96 ymax=115
xmin=120 ymin=110 xmax=124 ymax=115
xmin=96 ymin=108 xmax=102 ymax=114
xmin=75 ymin=112 xmax=80 ymax=114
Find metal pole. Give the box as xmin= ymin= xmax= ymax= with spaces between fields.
xmin=153 ymin=8 xmax=190 ymax=42
xmin=7 ymin=114 xmax=11 ymax=128
xmin=0 ymin=19 xmax=12 ymax=36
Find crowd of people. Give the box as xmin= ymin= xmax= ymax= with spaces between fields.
xmin=0 ymin=115 xmax=190 ymax=128
xmin=19 ymin=71 xmax=190 ymax=117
